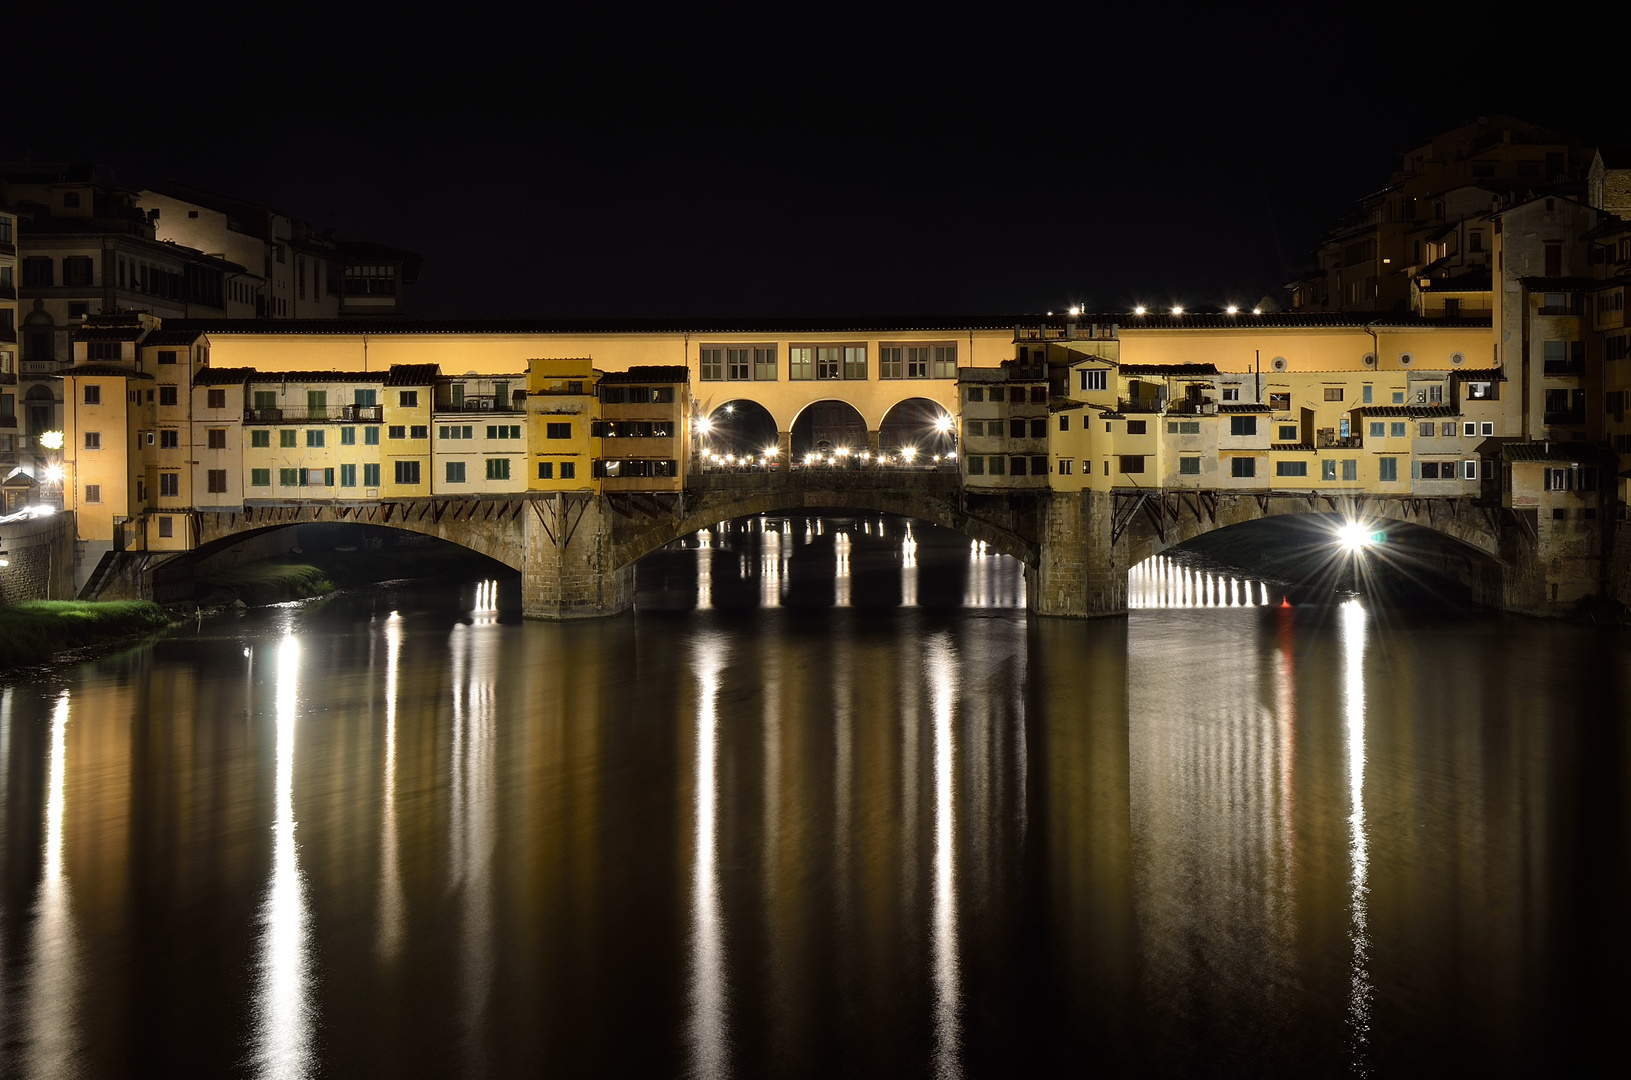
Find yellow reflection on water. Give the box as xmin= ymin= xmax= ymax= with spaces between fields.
xmin=24 ymin=691 xmax=80 ymax=1077
xmin=251 ymin=635 xmax=312 ymax=1080
xmin=450 ymin=617 xmax=499 ymax=1063
xmin=689 ymin=634 xmax=730 ymax=1077
xmin=927 ymin=636 xmax=962 ymax=1080
xmin=377 ymin=614 xmax=404 ymax=960
xmin=1342 ymin=600 xmax=1373 ymax=1066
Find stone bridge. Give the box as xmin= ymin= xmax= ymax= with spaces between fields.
xmin=103 ymin=474 xmax=1555 ymax=617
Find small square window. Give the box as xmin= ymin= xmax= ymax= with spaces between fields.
xmin=341 ymin=427 xmax=355 ymax=445
xmin=280 ymin=429 xmax=297 ymax=447
xmin=560 ymin=462 xmax=575 ymax=479
xmin=538 ymin=461 xmax=554 ymax=480
xmin=398 ymin=390 xmax=419 ymax=408
xmin=365 ymin=427 xmax=380 ymax=445
xmin=208 ymin=388 xmax=227 ymax=409
xmin=84 ymin=385 xmax=101 ymax=405
xmin=1390 ymin=422 xmax=1407 ymax=438
xmin=84 ymin=484 xmax=101 ymax=503
xmin=1480 ymin=422 xmax=1494 ymax=436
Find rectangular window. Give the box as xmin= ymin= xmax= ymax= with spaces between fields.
xmin=1392 ymin=391 xmax=1406 ymax=404
xmin=340 ymin=464 xmax=357 ymax=487
xmin=560 ymin=461 xmax=575 ymax=479
xmin=754 ymin=347 xmax=777 ymax=381
xmin=817 ymin=347 xmax=841 ymax=380
xmin=699 ymin=348 xmax=723 ymax=381
xmin=1222 ymin=387 xmax=1240 ymax=402
xmin=340 ymin=427 xmax=355 ymax=445
xmin=1362 ymin=385 xmax=1373 ymax=404
xmin=1079 ymin=369 xmax=1108 ymax=392
xmin=1276 ymin=460 xmax=1308 ymax=477
xmin=1058 ymin=459 xmax=1073 ymax=475
xmin=538 ymin=462 xmax=554 ymax=480
xmin=907 ymin=347 xmax=930 ymax=379
xmin=967 ymin=456 xmax=985 ymax=476
xmin=1419 ymin=422 xmax=1436 ymax=438
xmin=1324 ymin=387 xmax=1344 ymax=401
xmin=446 ymin=461 xmax=466 ymax=483
xmin=486 ymin=458 xmax=511 ymax=481
xmin=251 ymin=430 xmax=270 ymax=448
xmin=307 ymin=390 xmax=327 ymax=413
xmin=207 ymin=428 xmax=227 ymax=449
xmin=158 ymin=516 xmax=173 ymax=538
xmin=1480 ymin=422 xmax=1494 ymax=437
xmin=965 ymin=386 xmax=983 ymax=403
xmin=409 ymin=425 xmax=428 ymax=439
xmin=1126 ymin=420 xmax=1147 ymax=435
xmin=1390 ymin=422 xmax=1407 ymax=438
xmin=1059 ymin=415 xmax=1069 ymax=432
xmin=208 ymin=388 xmax=227 ymax=409
xmin=880 ymin=347 xmax=903 ymax=379
xmin=844 ymin=346 xmax=867 ymax=380
xmin=1421 ymin=461 xmax=1440 ymax=479
xmin=1342 ymin=459 xmax=1357 ymax=481
xmin=1119 ymin=455 xmax=1145 ymax=474
xmin=1463 ymin=460 xmax=1478 ymax=480
xmin=388 ymin=426 xmax=406 ymax=439
xmin=1010 ymin=457 xmax=1027 ymax=476
xmin=398 ymin=391 xmax=418 ymax=408
xmin=159 ymin=430 xmax=179 ymax=449
xmin=1279 ymin=425 xmax=1300 ymax=441
xmin=1322 ymin=459 xmax=1337 ymax=481
xmin=1379 ymin=457 xmax=1398 ymax=482
xmin=307 ymin=430 xmax=325 ymax=448
xmin=1179 ymin=457 xmax=1201 ymax=475
xmin=1440 ymin=422 xmax=1455 ymax=437
xmin=788 ymin=347 xmax=813 ymax=381
xmin=1010 ymin=418 xmax=1026 ymax=439
xmin=546 ymin=422 xmax=571 ymax=439
xmin=207 ymin=469 xmax=228 ymax=493
xmin=988 ymin=456 xmax=1005 ymax=475
xmin=394 ymin=460 xmax=421 ymax=485
xmin=84 ymin=385 xmax=101 ymax=405
xmin=84 ymin=484 xmax=101 ymax=503
xmin=1231 ymin=457 xmax=1256 ymax=478
xmin=363 ymin=463 xmax=380 ymax=487
xmin=365 ymin=427 xmax=380 ymax=445
xmin=933 ymin=345 xmax=957 ymax=379
xmin=354 ymin=389 xmax=377 ymax=407
xmin=1229 ymin=415 xmax=1257 ymax=436
xmin=280 ymin=429 xmax=297 ymax=447
xmin=1368 ymin=422 xmax=1385 ymax=438
xmin=251 ymin=469 xmax=271 ymax=487
xmin=727 ymin=348 xmax=750 ymax=380
xmin=1270 ymin=393 xmax=1291 ymax=410
xmin=84 ymin=432 xmax=101 ymax=450
xmin=1462 ymin=422 xmax=1477 ymax=437
xmin=157 ymin=350 xmax=177 ymax=365
xmin=253 ymin=390 xmax=276 ymax=411
xmin=159 ymin=386 xmax=178 ymax=407
xmin=279 ymin=468 xmax=299 ymax=487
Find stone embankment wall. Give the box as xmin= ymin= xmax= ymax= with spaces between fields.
xmin=0 ymin=511 xmax=77 ymax=603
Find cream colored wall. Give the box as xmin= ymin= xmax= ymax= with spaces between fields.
xmin=191 ymin=386 xmax=244 ymax=510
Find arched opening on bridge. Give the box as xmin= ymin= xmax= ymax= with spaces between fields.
xmin=878 ymin=397 xmax=957 ymax=463
xmin=697 ymin=399 xmax=779 ymax=466
xmin=149 ymin=521 xmax=522 ymax=610
xmin=1130 ymin=513 xmax=1506 ymax=610
xmin=634 ymin=509 xmax=1027 ymax=612
xmin=790 ymin=401 xmax=867 ymax=463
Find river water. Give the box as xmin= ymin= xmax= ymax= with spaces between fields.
xmin=0 ymin=514 xmax=1626 ymax=1078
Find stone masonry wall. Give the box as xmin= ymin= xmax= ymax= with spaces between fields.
xmin=1031 ymin=490 xmax=1125 ymax=618
xmin=0 ymin=511 xmax=77 ymax=603
xmin=523 ymin=495 xmax=634 ymax=619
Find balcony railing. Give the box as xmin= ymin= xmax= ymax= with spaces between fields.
xmin=244 ymin=404 xmax=384 ymax=423
xmin=1318 ymin=433 xmax=1364 ymax=449
xmin=439 ymin=398 xmax=524 ymax=414
xmin=1118 ymin=397 xmax=1166 ymax=413
xmin=20 ymin=360 xmax=58 ymax=375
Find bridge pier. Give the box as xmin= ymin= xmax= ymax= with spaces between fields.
xmin=1031 ymin=490 xmax=1126 ymax=618
xmin=523 ymin=494 xmax=635 ymax=619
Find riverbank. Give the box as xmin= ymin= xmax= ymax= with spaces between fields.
xmin=0 ymin=600 xmax=175 ymax=672
xmin=197 ymin=545 xmax=508 ymax=607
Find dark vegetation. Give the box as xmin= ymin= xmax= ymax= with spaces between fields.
xmin=0 ymin=600 xmax=174 ymax=670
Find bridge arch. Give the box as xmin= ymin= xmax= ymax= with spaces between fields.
xmin=878 ymin=397 xmax=956 ymax=459
xmin=789 ymin=400 xmax=868 ymax=460
xmin=698 ymin=399 xmax=778 ymax=461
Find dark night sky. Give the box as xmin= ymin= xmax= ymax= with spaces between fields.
xmin=11 ymin=4 xmax=1620 ymax=318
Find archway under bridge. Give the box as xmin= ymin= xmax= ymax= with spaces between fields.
xmin=1122 ymin=509 xmax=1510 ymax=609
xmin=877 ymin=397 xmax=957 ymax=461
xmin=698 ymin=399 xmax=778 ymax=463
xmin=789 ymin=400 xmax=868 ymax=461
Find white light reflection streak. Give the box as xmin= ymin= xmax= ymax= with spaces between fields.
xmin=378 ymin=615 xmax=404 ymax=959
xmin=689 ymin=635 xmax=730 ymax=1078
xmin=927 ymin=638 xmax=962 ymax=1080
xmin=1342 ymin=600 xmax=1372 ymax=1070
xmin=451 ymin=617 xmax=498 ymax=1065
xmin=23 ymin=691 xmax=79 ymax=1077
xmin=697 ymin=529 xmax=714 ymax=610
xmin=252 ymin=636 xmax=313 ymax=1080
xmin=834 ymin=532 xmax=852 ymax=607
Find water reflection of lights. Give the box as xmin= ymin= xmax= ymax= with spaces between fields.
xmin=378 ymin=613 xmax=404 ymax=959
xmin=471 ymin=579 xmax=499 ymax=618
xmin=252 ymin=635 xmax=313 ymax=1080
xmin=696 ymin=529 xmax=713 ymax=610
xmin=901 ymin=523 xmax=919 ymax=606
xmin=927 ymin=638 xmax=962 ymax=1080
xmin=1341 ymin=600 xmax=1372 ymax=1068
xmin=1127 ymin=554 xmax=1272 ymax=609
xmin=689 ymin=636 xmax=730 ymax=1077
xmin=449 ymin=611 xmax=498 ymax=1058
xmin=834 ymin=532 xmax=851 ymax=607
xmin=963 ymin=538 xmax=1022 ymax=608
xmin=760 ymin=526 xmax=784 ymax=607
xmin=24 ymin=691 xmax=80 ymax=1077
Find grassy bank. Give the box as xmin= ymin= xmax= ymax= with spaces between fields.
xmin=0 ymin=600 xmax=174 ymax=671
xmin=197 ymin=559 xmax=336 ymax=606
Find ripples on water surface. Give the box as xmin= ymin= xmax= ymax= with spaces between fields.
xmin=0 ymin=514 xmax=1627 ymax=1078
